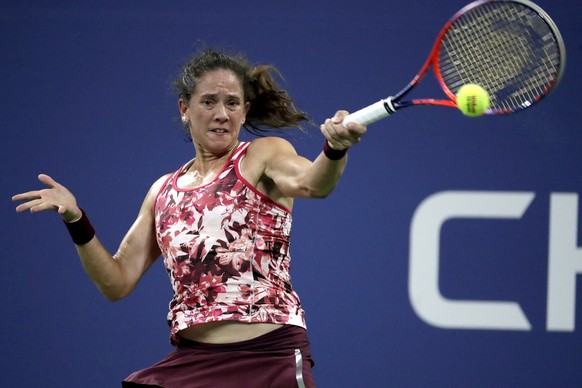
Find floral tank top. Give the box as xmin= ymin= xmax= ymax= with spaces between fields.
xmin=154 ymin=142 xmax=306 ymax=345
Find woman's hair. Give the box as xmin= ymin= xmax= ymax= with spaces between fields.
xmin=173 ymin=49 xmax=310 ymax=135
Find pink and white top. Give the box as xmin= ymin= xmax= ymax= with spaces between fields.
xmin=154 ymin=142 xmax=306 ymax=345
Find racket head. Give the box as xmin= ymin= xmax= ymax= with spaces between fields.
xmin=434 ymin=0 xmax=566 ymax=114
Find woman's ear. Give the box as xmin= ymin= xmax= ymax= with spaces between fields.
xmin=179 ymin=98 xmax=188 ymax=116
xmin=179 ymin=98 xmax=189 ymax=123
xmin=242 ymin=101 xmax=251 ymax=124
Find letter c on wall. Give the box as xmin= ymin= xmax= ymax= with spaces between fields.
xmin=409 ymin=191 xmax=534 ymax=330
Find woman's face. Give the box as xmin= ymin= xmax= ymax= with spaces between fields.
xmin=180 ymin=69 xmax=250 ymax=153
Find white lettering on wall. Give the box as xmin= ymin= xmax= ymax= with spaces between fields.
xmin=547 ymin=193 xmax=582 ymax=331
xmin=409 ymin=191 xmax=534 ymax=330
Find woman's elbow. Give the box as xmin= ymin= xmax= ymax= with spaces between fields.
xmin=100 ymin=284 xmax=133 ymax=302
xmin=104 ymin=292 xmax=125 ymax=302
xmin=302 ymin=184 xmax=336 ymax=199
xmin=310 ymin=189 xmax=333 ymax=199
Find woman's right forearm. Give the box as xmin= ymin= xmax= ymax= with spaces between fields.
xmin=63 ymin=209 xmax=134 ymax=301
xmin=75 ymin=238 xmax=132 ymax=302
xmin=72 ymin=208 xmax=161 ymax=302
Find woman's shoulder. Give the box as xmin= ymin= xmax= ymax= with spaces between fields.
xmin=247 ymin=136 xmax=295 ymax=155
xmin=143 ymin=172 xmax=173 ymax=203
xmin=149 ymin=159 xmax=193 ymax=190
xmin=152 ymin=172 xmax=173 ymax=189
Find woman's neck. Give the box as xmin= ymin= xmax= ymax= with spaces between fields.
xmin=189 ymin=140 xmax=240 ymax=175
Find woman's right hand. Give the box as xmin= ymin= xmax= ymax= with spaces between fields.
xmin=12 ymin=174 xmax=82 ymax=222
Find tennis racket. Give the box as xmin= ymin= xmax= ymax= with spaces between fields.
xmin=343 ymin=0 xmax=566 ymax=126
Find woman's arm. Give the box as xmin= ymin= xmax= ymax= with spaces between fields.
xmin=247 ymin=111 xmax=367 ymax=200
xmin=13 ymin=174 xmax=166 ymax=301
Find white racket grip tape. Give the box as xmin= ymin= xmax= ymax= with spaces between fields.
xmin=342 ymin=97 xmax=396 ymax=127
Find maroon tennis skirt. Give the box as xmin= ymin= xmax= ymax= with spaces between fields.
xmin=122 ymin=325 xmax=315 ymax=388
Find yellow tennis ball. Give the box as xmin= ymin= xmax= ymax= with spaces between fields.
xmin=456 ymin=84 xmax=490 ymax=117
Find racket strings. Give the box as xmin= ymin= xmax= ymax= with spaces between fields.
xmin=446 ymin=6 xmax=539 ymax=109
xmin=437 ymin=1 xmax=562 ymax=112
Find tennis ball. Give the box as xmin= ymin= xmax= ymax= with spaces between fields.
xmin=456 ymin=84 xmax=490 ymax=117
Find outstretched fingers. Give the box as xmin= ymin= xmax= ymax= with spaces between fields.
xmin=13 ymin=189 xmax=57 ymax=213
xmin=12 ymin=189 xmax=41 ymax=211
xmin=12 ymin=174 xmax=80 ymax=220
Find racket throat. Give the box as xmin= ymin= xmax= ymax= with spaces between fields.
xmin=382 ymin=97 xmax=397 ymax=115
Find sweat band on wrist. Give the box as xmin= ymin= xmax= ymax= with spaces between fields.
xmin=323 ymin=140 xmax=348 ymax=160
xmin=64 ymin=208 xmax=95 ymax=245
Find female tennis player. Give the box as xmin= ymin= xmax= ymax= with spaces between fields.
xmin=12 ymin=49 xmax=367 ymax=387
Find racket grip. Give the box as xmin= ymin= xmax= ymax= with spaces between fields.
xmin=342 ymin=97 xmax=396 ymax=127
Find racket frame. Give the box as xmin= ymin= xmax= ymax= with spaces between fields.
xmin=343 ymin=0 xmax=566 ymax=126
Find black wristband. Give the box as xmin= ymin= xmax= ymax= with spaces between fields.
xmin=323 ymin=140 xmax=348 ymax=160
xmin=64 ymin=209 xmax=95 ymax=245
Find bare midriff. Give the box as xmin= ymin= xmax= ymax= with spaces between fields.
xmin=178 ymin=321 xmax=283 ymax=344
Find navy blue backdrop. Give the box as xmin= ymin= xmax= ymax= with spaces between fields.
xmin=2 ymin=1 xmax=581 ymax=387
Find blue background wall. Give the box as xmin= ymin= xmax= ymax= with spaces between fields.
xmin=2 ymin=1 xmax=581 ymax=386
